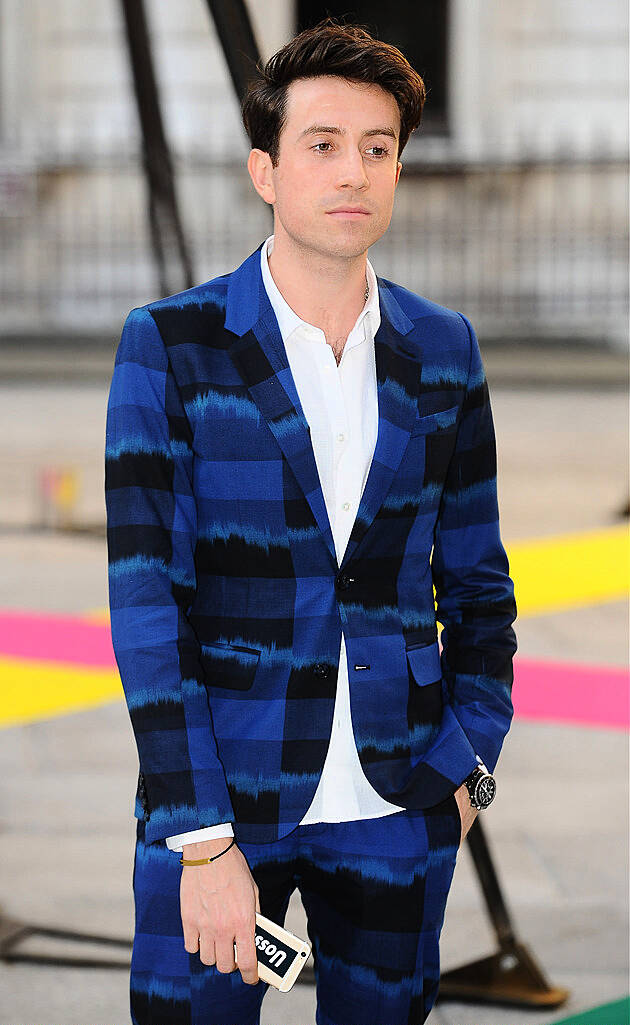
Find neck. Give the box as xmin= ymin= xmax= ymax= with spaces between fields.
xmin=267 ymin=229 xmax=369 ymax=335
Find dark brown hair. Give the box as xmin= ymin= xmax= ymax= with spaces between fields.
xmin=241 ymin=16 xmax=426 ymax=167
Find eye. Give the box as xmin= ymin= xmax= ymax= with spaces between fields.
xmin=311 ymin=142 xmax=389 ymax=157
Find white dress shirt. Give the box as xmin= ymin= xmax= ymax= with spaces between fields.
xmin=165 ymin=233 xmax=403 ymax=851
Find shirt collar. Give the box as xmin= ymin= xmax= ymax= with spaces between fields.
xmin=260 ymin=232 xmax=381 ymax=345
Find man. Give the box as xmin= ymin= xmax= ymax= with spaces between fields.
xmin=105 ymin=17 xmax=517 ymax=1025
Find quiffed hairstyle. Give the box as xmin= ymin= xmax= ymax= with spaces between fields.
xmin=241 ymin=16 xmax=426 ymax=167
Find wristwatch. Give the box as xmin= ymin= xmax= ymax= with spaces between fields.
xmin=463 ymin=760 xmax=496 ymax=809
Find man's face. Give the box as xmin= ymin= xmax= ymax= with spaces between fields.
xmin=256 ymin=75 xmax=402 ymax=259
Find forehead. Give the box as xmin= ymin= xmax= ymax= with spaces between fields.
xmin=283 ymin=75 xmax=400 ymax=134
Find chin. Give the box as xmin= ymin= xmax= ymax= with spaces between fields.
xmin=320 ymin=229 xmax=376 ymax=256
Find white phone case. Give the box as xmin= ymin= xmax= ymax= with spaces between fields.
xmin=234 ymin=911 xmax=312 ymax=992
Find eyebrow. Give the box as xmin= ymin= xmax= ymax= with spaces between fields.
xmin=298 ymin=124 xmax=398 ymax=142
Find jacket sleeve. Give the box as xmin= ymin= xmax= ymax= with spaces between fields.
xmin=105 ymin=306 xmax=236 ymax=845
xmin=431 ymin=312 xmax=518 ymax=774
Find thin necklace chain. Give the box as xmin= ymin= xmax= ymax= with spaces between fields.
xmin=331 ymin=277 xmax=369 ymax=366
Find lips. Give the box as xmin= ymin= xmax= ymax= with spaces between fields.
xmin=327 ymin=207 xmax=371 ymax=215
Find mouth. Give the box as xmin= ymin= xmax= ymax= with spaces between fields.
xmin=326 ymin=208 xmax=372 ymax=219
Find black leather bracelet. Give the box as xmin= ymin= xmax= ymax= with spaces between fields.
xmin=179 ymin=837 xmax=236 ymax=865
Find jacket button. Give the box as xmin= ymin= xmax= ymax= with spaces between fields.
xmin=336 ymin=572 xmax=354 ymax=591
xmin=313 ymin=663 xmax=330 ymax=677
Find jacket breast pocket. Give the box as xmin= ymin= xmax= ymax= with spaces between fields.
xmin=200 ymin=641 xmax=262 ymax=691
xmin=409 ymin=402 xmax=459 ymax=437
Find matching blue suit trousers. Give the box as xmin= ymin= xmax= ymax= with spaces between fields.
xmin=130 ymin=795 xmax=462 ymax=1025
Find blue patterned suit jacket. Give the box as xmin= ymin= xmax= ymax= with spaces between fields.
xmin=105 ymin=240 xmax=518 ymax=846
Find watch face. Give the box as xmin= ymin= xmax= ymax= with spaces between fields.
xmin=475 ymin=774 xmax=496 ymax=808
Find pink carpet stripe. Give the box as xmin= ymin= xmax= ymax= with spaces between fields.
xmin=513 ymin=656 xmax=629 ymax=731
xmin=0 ymin=610 xmax=114 ymax=668
xmin=0 ymin=611 xmax=627 ymax=730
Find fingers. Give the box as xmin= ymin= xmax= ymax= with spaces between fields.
xmin=214 ymin=935 xmax=237 ymax=974
xmin=180 ymin=872 xmax=261 ymax=985
xmin=196 ymin=930 xmax=259 ymax=986
xmin=235 ymin=928 xmax=259 ymax=985
xmin=199 ymin=934 xmax=217 ymax=968
xmin=182 ymin=922 xmax=200 ymax=955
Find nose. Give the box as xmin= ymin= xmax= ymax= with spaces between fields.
xmin=335 ymin=147 xmax=369 ymax=191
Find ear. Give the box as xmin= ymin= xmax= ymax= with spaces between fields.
xmin=247 ymin=149 xmax=276 ymax=206
xmin=395 ymin=160 xmax=403 ymax=185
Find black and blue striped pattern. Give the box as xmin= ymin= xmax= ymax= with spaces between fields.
xmin=130 ymin=798 xmax=462 ymax=1025
xmin=105 ymin=240 xmax=517 ymax=847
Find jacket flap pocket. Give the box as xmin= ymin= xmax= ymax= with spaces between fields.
xmin=410 ymin=403 xmax=459 ymax=436
xmin=201 ymin=641 xmax=261 ymax=690
xmin=406 ymin=640 xmax=442 ymax=686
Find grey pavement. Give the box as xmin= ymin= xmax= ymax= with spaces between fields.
xmin=0 ymin=337 xmax=628 ymax=391
xmin=0 ymin=370 xmax=628 ymax=1025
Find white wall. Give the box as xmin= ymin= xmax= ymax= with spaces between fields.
xmin=0 ymin=0 xmax=626 ymax=342
xmin=3 ymin=0 xmax=626 ymax=161
xmin=446 ymin=0 xmax=628 ymax=161
xmin=0 ymin=0 xmax=290 ymax=160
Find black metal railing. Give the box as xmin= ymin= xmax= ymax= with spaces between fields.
xmin=1 ymin=142 xmax=627 ymax=347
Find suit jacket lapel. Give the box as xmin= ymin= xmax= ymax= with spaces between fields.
xmin=224 ymin=243 xmax=422 ymax=573
xmin=225 ymin=245 xmax=339 ymax=566
xmin=339 ymin=293 xmax=421 ymax=572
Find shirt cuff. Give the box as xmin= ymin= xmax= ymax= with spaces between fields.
xmin=164 ymin=822 xmax=235 ymax=852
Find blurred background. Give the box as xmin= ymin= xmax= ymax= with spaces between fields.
xmin=0 ymin=2 xmax=628 ymax=1023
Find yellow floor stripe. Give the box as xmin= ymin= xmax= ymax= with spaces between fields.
xmin=0 ymin=656 xmax=122 ymax=728
xmin=82 ymin=608 xmax=111 ymax=624
xmin=85 ymin=525 xmax=630 ymax=623
xmin=1 ymin=525 xmax=627 ymax=729
xmin=507 ymin=523 xmax=629 ymax=617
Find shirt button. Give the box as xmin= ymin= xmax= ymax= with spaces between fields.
xmin=342 ymin=501 xmax=350 ymax=510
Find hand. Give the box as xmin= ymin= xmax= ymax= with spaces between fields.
xmin=179 ymin=837 xmax=261 ymax=985
xmin=453 ymin=782 xmax=479 ymax=846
